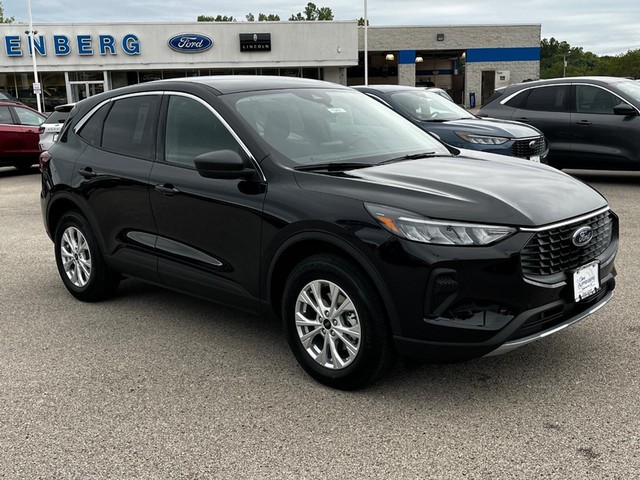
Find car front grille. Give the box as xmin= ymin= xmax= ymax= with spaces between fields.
xmin=521 ymin=211 xmax=614 ymax=276
xmin=512 ymin=136 xmax=546 ymax=158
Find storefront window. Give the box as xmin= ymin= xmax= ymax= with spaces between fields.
xmin=140 ymin=71 xmax=162 ymax=83
xmin=280 ymin=68 xmax=301 ymax=77
xmin=233 ymin=68 xmax=257 ymax=75
xmin=40 ymin=72 xmax=67 ymax=111
xmin=162 ymin=70 xmax=186 ymax=79
xmin=302 ymin=68 xmax=321 ymax=80
xmin=69 ymin=72 xmax=103 ymax=82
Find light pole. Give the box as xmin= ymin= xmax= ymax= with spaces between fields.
xmin=26 ymin=0 xmax=42 ymax=112
xmin=364 ymin=0 xmax=368 ymax=85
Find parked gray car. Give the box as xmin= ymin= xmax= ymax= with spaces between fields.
xmin=478 ymin=77 xmax=640 ymax=170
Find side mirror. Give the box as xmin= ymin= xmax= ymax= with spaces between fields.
xmin=613 ymin=103 xmax=637 ymax=116
xmin=194 ymin=150 xmax=256 ymax=180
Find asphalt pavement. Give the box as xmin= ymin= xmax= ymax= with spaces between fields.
xmin=0 ymin=166 xmax=638 ymax=479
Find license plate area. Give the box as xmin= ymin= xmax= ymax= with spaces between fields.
xmin=529 ymin=155 xmax=540 ymax=162
xmin=573 ymin=261 xmax=600 ymax=302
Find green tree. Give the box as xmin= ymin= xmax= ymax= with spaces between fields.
xmin=357 ymin=17 xmax=369 ymax=26
xmin=197 ymin=14 xmax=235 ymax=22
xmin=289 ymin=2 xmax=334 ymax=21
xmin=259 ymin=13 xmax=281 ymax=21
xmin=1 ymin=1 xmax=15 ymax=23
xmin=247 ymin=12 xmax=281 ymax=21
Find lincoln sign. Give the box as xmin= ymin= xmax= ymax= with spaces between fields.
xmin=239 ymin=33 xmax=271 ymax=52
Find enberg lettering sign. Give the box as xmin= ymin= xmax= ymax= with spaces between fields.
xmin=2 ymin=34 xmax=141 ymax=56
xmin=239 ymin=33 xmax=271 ymax=52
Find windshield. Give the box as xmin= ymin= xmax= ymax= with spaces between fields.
xmin=390 ymin=90 xmax=474 ymax=122
xmin=224 ymin=88 xmax=449 ymax=166
xmin=615 ymin=80 xmax=640 ymax=103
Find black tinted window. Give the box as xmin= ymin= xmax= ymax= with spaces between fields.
xmin=504 ymin=90 xmax=529 ymax=109
xmin=78 ymin=103 xmax=112 ymax=147
xmin=575 ymin=85 xmax=621 ymax=114
xmin=164 ymin=96 xmax=239 ymax=167
xmin=45 ymin=111 xmax=68 ymax=124
xmin=522 ymin=86 xmax=570 ymax=112
xmin=102 ymin=96 xmax=160 ymax=159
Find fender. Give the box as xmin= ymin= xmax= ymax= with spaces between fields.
xmin=264 ymin=230 xmax=401 ymax=335
xmin=45 ymin=190 xmax=111 ymax=256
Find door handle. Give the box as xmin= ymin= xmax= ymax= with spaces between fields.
xmin=576 ymin=120 xmax=592 ymax=126
xmin=154 ymin=184 xmax=180 ymax=195
xmin=77 ymin=168 xmax=96 ymax=179
xmin=516 ymin=117 xmax=529 ymax=122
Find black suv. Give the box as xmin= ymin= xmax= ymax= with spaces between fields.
xmin=478 ymin=76 xmax=640 ymax=170
xmin=41 ymin=77 xmax=618 ymax=389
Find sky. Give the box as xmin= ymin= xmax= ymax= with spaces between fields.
xmin=5 ymin=0 xmax=640 ymax=56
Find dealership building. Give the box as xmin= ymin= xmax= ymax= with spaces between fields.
xmin=0 ymin=21 xmax=540 ymax=111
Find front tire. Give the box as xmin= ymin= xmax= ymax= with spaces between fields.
xmin=282 ymin=254 xmax=394 ymax=389
xmin=54 ymin=211 xmax=119 ymax=302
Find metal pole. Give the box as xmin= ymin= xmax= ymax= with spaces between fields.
xmin=563 ymin=53 xmax=567 ymax=78
xmin=364 ymin=0 xmax=368 ymax=85
xmin=26 ymin=0 xmax=42 ymax=113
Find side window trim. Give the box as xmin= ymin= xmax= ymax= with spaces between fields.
xmin=75 ymin=92 xmax=162 ymax=161
xmin=73 ymin=91 xmax=166 ymax=134
xmin=165 ymin=91 xmax=265 ymax=181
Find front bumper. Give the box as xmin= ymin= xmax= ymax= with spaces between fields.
xmin=486 ymin=290 xmax=613 ymax=356
xmin=369 ymin=214 xmax=618 ymax=361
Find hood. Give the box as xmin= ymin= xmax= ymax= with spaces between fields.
xmin=421 ymin=117 xmax=542 ymax=139
xmin=294 ymin=153 xmax=608 ymax=227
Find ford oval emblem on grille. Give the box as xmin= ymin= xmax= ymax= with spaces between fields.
xmin=572 ymin=226 xmax=593 ymax=247
xmin=168 ymin=33 xmax=213 ymax=53
xmin=528 ymin=140 xmax=537 ymax=149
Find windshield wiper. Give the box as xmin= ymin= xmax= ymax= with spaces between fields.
xmin=377 ymin=152 xmax=438 ymax=166
xmin=294 ymin=162 xmax=372 ymax=172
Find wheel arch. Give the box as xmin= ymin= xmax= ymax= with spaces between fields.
xmin=46 ymin=193 xmax=106 ymax=252
xmin=265 ymin=232 xmax=401 ymax=335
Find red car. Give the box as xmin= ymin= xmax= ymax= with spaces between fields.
xmin=0 ymin=101 xmax=47 ymax=170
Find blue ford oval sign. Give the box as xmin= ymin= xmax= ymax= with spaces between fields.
xmin=168 ymin=34 xmax=213 ymax=53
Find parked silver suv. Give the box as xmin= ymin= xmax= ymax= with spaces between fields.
xmin=39 ymin=104 xmax=75 ymax=152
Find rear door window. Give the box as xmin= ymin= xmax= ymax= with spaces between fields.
xmin=101 ymin=95 xmax=161 ymax=160
xmin=0 ymin=106 xmax=14 ymax=124
xmin=14 ymin=107 xmax=45 ymax=126
xmin=521 ymin=86 xmax=570 ymax=112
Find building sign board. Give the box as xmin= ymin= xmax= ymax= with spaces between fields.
xmin=239 ymin=33 xmax=271 ymax=52
xmin=167 ymin=34 xmax=213 ymax=53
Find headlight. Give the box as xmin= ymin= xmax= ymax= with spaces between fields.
xmin=455 ymin=132 xmax=509 ymax=145
xmin=365 ymin=204 xmax=516 ymax=246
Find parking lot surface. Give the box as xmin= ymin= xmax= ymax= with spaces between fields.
xmin=1 ymin=167 xmax=639 ymax=479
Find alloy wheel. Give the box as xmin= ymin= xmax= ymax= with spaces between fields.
xmin=60 ymin=226 xmax=92 ymax=288
xmin=295 ymin=279 xmax=361 ymax=369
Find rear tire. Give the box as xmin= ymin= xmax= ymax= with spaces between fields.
xmin=54 ymin=211 xmax=119 ymax=302
xmin=282 ymin=254 xmax=394 ymax=389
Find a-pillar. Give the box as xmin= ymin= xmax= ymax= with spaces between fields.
xmin=398 ymin=49 xmax=416 ymax=87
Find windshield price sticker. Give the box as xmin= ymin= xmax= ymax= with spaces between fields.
xmin=573 ymin=261 xmax=600 ymax=302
